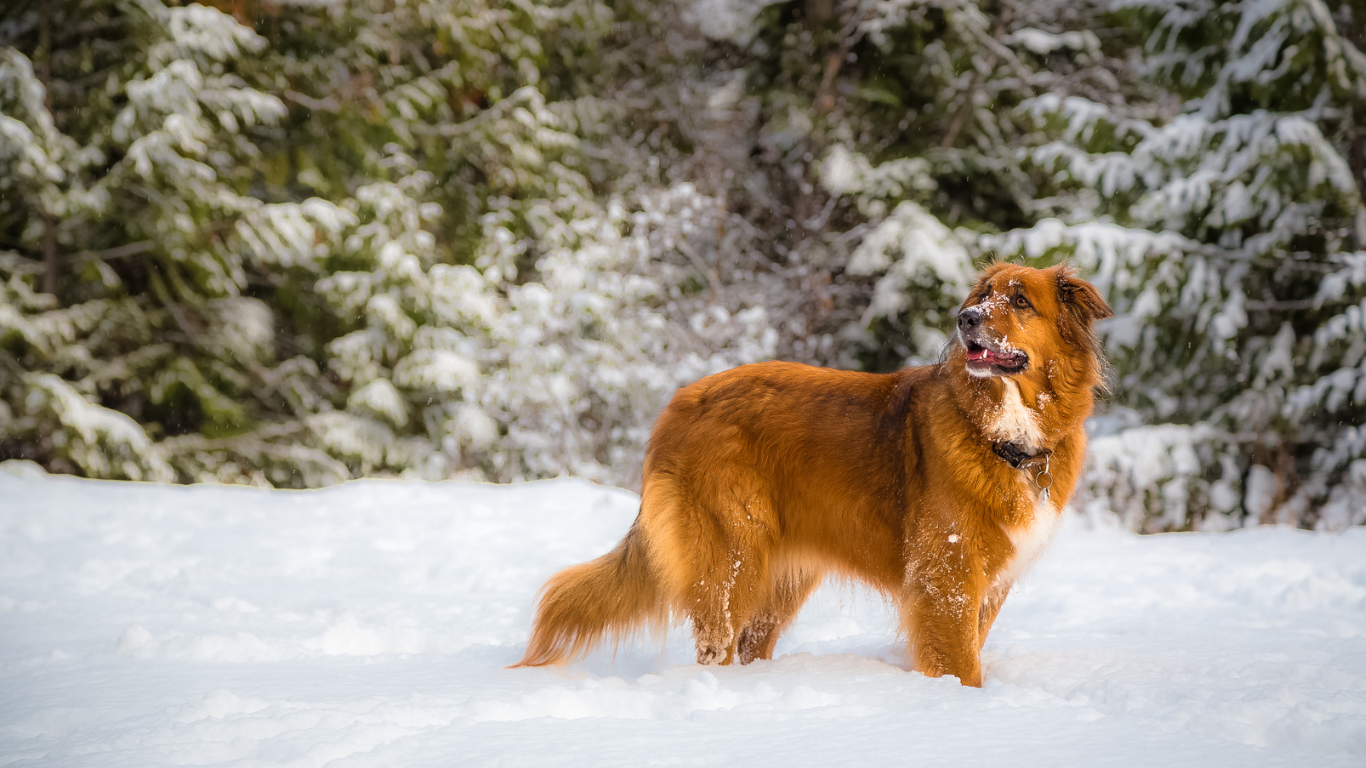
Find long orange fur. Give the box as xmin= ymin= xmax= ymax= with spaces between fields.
xmin=513 ymin=264 xmax=1112 ymax=686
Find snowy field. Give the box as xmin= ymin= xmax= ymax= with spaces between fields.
xmin=1 ymin=469 xmax=1364 ymax=767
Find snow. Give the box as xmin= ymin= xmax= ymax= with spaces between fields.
xmin=819 ymin=145 xmax=937 ymax=202
xmin=2 ymin=472 xmax=1364 ymax=767
xmin=20 ymin=376 xmax=175 ymax=484
xmin=1003 ymin=28 xmax=1101 ymax=56
xmin=681 ymin=0 xmax=786 ymax=44
xmin=847 ymin=201 xmax=975 ymax=321
xmin=347 ymin=379 xmax=410 ymax=428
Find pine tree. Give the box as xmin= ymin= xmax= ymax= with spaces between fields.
xmin=3 ymin=0 xmax=1365 ymax=531
xmin=986 ymin=0 xmax=1366 ymax=530
xmin=1 ymin=0 xmax=285 ymax=482
xmin=799 ymin=0 xmax=1366 ymax=529
xmin=1 ymin=0 xmax=811 ymax=488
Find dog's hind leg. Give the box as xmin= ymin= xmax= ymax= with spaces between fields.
xmin=686 ymin=537 xmax=774 ymax=665
xmin=736 ymin=566 xmax=822 ymax=664
xmin=675 ymin=482 xmax=779 ymax=666
xmin=643 ymin=454 xmax=782 ymax=666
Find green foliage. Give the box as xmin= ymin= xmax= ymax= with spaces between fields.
xmin=1 ymin=0 xmax=1365 ymax=532
xmin=826 ymin=0 xmax=1366 ymax=529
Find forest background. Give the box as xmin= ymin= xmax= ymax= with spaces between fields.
xmin=1 ymin=0 xmax=1365 ymax=532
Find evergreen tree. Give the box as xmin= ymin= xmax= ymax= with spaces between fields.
xmin=985 ymin=0 xmax=1366 ymax=530
xmin=797 ymin=0 xmax=1366 ymax=530
xmin=1 ymin=0 xmax=285 ymax=482
xmin=2 ymin=0 xmax=1364 ymax=531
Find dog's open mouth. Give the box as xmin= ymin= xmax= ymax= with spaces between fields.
xmin=964 ymin=341 xmax=1028 ymax=373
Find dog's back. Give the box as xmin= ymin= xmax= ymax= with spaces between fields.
xmin=643 ymin=361 xmax=924 ymax=590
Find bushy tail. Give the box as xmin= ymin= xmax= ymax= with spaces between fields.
xmin=512 ymin=524 xmax=666 ymax=667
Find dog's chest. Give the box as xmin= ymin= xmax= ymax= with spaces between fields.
xmin=975 ymin=379 xmax=1061 ymax=587
xmin=984 ymin=380 xmax=1044 ymax=452
xmin=997 ymin=493 xmax=1062 ymax=588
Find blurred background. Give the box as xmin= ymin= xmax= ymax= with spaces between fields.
xmin=0 ymin=0 xmax=1363 ymax=532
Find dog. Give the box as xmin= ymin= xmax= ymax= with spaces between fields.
xmin=514 ymin=263 xmax=1111 ymax=686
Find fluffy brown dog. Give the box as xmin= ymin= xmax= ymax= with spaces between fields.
xmin=514 ymin=263 xmax=1111 ymax=686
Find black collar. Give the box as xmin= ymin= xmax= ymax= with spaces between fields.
xmin=992 ymin=441 xmax=1051 ymax=471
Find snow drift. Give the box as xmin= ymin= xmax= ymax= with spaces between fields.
xmin=1 ymin=470 xmax=1364 ymax=766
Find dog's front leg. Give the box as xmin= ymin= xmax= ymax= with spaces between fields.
xmin=904 ymin=558 xmax=986 ymax=687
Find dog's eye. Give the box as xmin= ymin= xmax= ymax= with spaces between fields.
xmin=1014 ymin=295 xmax=1030 ymax=308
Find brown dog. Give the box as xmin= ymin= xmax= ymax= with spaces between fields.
xmin=514 ymin=263 xmax=1111 ymax=686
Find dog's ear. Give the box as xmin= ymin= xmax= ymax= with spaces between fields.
xmin=1056 ymin=267 xmax=1112 ymax=324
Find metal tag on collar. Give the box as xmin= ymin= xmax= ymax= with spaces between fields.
xmin=1036 ymin=456 xmax=1054 ymax=505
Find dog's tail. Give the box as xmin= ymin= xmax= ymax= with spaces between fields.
xmin=511 ymin=523 xmax=666 ymax=667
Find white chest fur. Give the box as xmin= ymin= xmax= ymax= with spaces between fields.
xmin=998 ymin=495 xmax=1063 ymax=589
xmin=982 ymin=378 xmax=1058 ymax=589
xmin=985 ymin=379 xmax=1044 ymax=453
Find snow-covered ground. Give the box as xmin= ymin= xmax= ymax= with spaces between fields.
xmin=1 ymin=469 xmax=1364 ymax=767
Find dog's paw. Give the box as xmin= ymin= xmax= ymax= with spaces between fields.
xmin=695 ymin=644 xmax=726 ymax=665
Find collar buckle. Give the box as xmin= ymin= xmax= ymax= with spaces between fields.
xmin=994 ymin=442 xmax=1055 ymax=503
xmin=992 ymin=441 xmax=1051 ymax=473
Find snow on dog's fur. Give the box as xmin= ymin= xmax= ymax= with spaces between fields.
xmin=514 ymin=264 xmax=1111 ymax=686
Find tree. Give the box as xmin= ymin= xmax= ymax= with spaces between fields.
xmin=0 ymin=0 xmax=285 ymax=482
xmin=805 ymin=0 xmax=1366 ymax=529
xmin=3 ymin=0 xmax=1365 ymax=531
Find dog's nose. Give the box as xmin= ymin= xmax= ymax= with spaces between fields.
xmin=957 ymin=307 xmax=981 ymax=330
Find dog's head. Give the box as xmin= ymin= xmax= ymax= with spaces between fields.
xmin=955 ymin=263 xmax=1112 ymax=382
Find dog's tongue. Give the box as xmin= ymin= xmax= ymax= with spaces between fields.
xmin=968 ymin=346 xmax=1021 ymax=365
